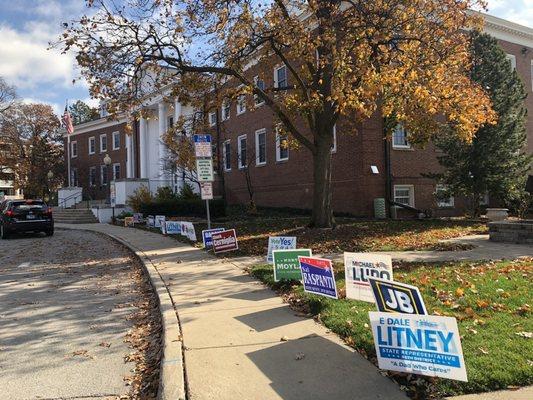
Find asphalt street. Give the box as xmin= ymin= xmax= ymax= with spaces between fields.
xmin=0 ymin=230 xmax=141 ymax=399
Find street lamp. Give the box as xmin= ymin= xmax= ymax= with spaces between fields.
xmin=46 ymin=170 xmax=54 ymax=202
xmin=103 ymin=154 xmax=115 ymax=221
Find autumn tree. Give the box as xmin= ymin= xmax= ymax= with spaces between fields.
xmin=0 ymin=77 xmax=17 ymax=116
xmin=69 ymin=99 xmax=100 ymax=125
xmin=432 ymin=32 xmax=532 ymax=217
xmin=59 ymin=0 xmax=496 ymax=227
xmin=0 ymin=103 xmax=64 ymax=199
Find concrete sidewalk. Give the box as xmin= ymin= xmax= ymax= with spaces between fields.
xmin=57 ymin=223 xmax=405 ymax=400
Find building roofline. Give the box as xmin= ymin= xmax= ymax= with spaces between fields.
xmin=476 ymin=11 xmax=533 ymax=47
xmin=60 ymin=114 xmax=128 ymax=137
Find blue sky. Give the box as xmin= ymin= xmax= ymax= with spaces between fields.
xmin=0 ymin=0 xmax=531 ymax=117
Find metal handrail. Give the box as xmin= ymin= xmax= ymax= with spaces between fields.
xmin=59 ymin=192 xmax=82 ymax=209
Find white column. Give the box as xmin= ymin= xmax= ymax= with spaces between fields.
xmin=173 ymin=98 xmax=182 ymax=191
xmin=158 ymin=102 xmax=168 ymax=185
xmin=139 ymin=116 xmax=147 ymax=179
xmin=126 ymin=134 xmax=133 ymax=178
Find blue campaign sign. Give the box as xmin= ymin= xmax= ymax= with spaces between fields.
xmin=165 ymin=221 xmax=182 ymax=235
xmin=369 ymin=277 xmax=427 ymax=315
xmin=298 ymin=256 xmax=338 ymax=299
xmin=369 ymin=312 xmax=467 ymax=381
xmin=202 ymin=228 xmax=225 ymax=248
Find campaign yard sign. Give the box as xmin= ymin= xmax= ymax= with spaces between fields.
xmin=369 ymin=312 xmax=467 ymax=381
xmin=272 ymin=249 xmax=312 ymax=282
xmin=212 ymin=229 xmax=238 ymax=253
xmin=154 ymin=215 xmax=166 ymax=228
xmin=124 ymin=217 xmax=134 ymax=227
xmin=298 ymin=256 xmax=338 ymax=299
xmin=266 ymin=236 xmax=297 ymax=263
xmin=202 ymin=228 xmax=225 ymax=249
xmin=369 ymin=277 xmax=427 ymax=315
xmin=147 ymin=215 xmax=155 ymax=227
xmin=180 ymin=221 xmax=197 ymax=241
xmin=132 ymin=213 xmax=143 ymax=223
xmin=344 ymin=253 xmax=393 ymax=303
xmin=165 ymin=221 xmax=182 ymax=235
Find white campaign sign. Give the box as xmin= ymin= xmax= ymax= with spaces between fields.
xmin=154 ymin=215 xmax=166 ymax=229
xmin=344 ymin=253 xmax=393 ymax=303
xmin=369 ymin=312 xmax=468 ymax=382
xmin=180 ymin=221 xmax=197 ymax=241
xmin=266 ymin=236 xmax=296 ymax=263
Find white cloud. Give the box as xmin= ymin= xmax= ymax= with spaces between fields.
xmin=22 ymin=97 xmax=62 ymax=116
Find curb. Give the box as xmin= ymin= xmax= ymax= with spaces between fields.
xmin=57 ymin=226 xmax=187 ymax=400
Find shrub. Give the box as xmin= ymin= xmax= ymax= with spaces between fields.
xmin=177 ymin=182 xmax=200 ymax=200
xmin=139 ymin=198 xmax=225 ymax=218
xmin=155 ymin=186 xmax=177 ymax=201
xmin=127 ymin=186 xmax=153 ymax=212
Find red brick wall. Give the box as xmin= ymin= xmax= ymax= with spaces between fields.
xmin=63 ymin=121 xmax=128 ymax=200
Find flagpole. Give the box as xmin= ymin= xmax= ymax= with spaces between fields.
xmin=65 ymin=100 xmax=71 ymax=187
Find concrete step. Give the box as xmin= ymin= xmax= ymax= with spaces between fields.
xmin=52 ymin=208 xmax=98 ymax=224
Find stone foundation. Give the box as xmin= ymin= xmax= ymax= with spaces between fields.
xmin=488 ymin=220 xmax=533 ymax=244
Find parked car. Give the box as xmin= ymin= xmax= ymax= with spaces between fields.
xmin=0 ymin=199 xmax=54 ymax=239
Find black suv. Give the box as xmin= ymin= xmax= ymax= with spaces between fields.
xmin=0 ymin=199 xmax=54 ymax=239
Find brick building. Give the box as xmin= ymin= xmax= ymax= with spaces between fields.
xmin=62 ymin=13 xmax=533 ymax=216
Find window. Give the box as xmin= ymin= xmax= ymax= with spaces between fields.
xmin=276 ymin=130 xmax=289 ymax=162
xmin=506 ymin=54 xmax=516 ymax=70
xmin=255 ymin=129 xmax=267 ymax=166
xmin=254 ymin=76 xmax=265 ymax=105
xmin=89 ymin=166 xmax=97 ymax=187
xmin=222 ymin=99 xmax=230 ymax=121
xmin=100 ymin=165 xmax=108 ymax=185
xmin=435 ymin=184 xmax=454 ymax=208
xmin=87 ymin=137 xmax=95 ymax=154
xmin=274 ymin=65 xmax=288 ymax=88
xmin=237 ymin=94 xmax=246 ymax=115
xmin=71 ymin=141 xmax=77 ymax=158
xmin=209 ymin=111 xmax=217 ymax=126
xmin=392 ymin=124 xmax=410 ymax=149
xmin=394 ymin=185 xmax=414 ymax=207
xmin=112 ymin=131 xmax=120 ymax=150
xmin=331 ymin=124 xmax=337 ymax=153
xmin=100 ymin=134 xmax=107 ymax=152
xmin=238 ymin=135 xmax=247 ymax=169
xmin=113 ymin=163 xmax=120 ymax=180
xmin=168 ymin=116 xmax=174 ymax=128
xmin=223 ymin=140 xmax=231 ymax=171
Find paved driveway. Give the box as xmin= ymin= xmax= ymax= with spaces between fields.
xmin=0 ymin=230 xmax=141 ymax=399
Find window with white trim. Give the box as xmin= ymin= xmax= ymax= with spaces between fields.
xmin=255 ymin=129 xmax=266 ymax=166
xmin=100 ymin=165 xmax=108 ymax=185
xmin=209 ymin=111 xmax=217 ymax=126
xmin=274 ymin=65 xmax=288 ymax=88
xmin=100 ymin=134 xmax=107 ymax=152
xmin=276 ymin=129 xmax=289 ymax=162
xmin=331 ymin=124 xmax=337 ymax=153
xmin=254 ymin=76 xmax=265 ymax=105
xmin=238 ymin=135 xmax=247 ymax=169
xmin=112 ymin=131 xmax=120 ymax=150
xmin=71 ymin=168 xmax=79 ymax=186
xmin=89 ymin=166 xmax=97 ymax=187
xmin=112 ymin=163 xmax=121 ymax=180
xmin=71 ymin=141 xmax=77 ymax=158
xmin=506 ymin=54 xmax=516 ymax=70
xmin=435 ymin=184 xmax=454 ymax=208
xmin=222 ymin=99 xmax=230 ymax=121
xmin=168 ymin=116 xmax=174 ymax=128
xmin=89 ymin=137 xmax=95 ymax=154
xmin=392 ymin=124 xmax=410 ymax=149
xmin=223 ymin=140 xmax=231 ymax=171
xmin=394 ymin=185 xmax=414 ymax=207
xmin=236 ymin=94 xmax=246 ymax=115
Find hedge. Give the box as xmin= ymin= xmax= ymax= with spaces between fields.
xmin=138 ymin=198 xmax=226 ymax=219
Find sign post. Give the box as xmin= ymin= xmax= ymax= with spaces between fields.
xmin=194 ymin=134 xmax=213 ymax=230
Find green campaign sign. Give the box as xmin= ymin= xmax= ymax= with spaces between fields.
xmin=273 ymin=249 xmax=312 ymax=282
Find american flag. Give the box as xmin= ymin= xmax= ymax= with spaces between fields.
xmin=62 ymin=105 xmax=74 ymax=135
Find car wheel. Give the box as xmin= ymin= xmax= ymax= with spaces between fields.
xmin=45 ymin=229 xmax=54 ymax=237
xmin=1 ymin=225 xmax=9 ymax=239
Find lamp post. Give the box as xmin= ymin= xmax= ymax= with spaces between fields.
xmin=46 ymin=170 xmax=54 ymax=203
xmin=103 ymin=153 xmax=115 ymax=221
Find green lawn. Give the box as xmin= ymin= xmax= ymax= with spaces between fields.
xmin=201 ymin=217 xmax=486 ymax=256
xmin=250 ymin=259 xmax=533 ymax=398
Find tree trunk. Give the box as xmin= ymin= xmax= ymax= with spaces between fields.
xmin=311 ymin=134 xmax=334 ymax=228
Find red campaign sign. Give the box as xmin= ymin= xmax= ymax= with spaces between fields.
xmin=211 ymin=229 xmax=239 ymax=253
